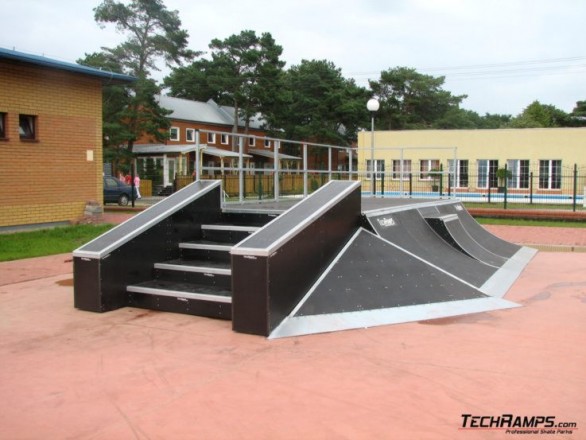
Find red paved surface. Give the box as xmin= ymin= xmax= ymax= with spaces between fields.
xmin=0 ymin=226 xmax=585 ymax=439
xmin=485 ymin=225 xmax=586 ymax=247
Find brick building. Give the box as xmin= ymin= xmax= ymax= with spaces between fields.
xmin=0 ymin=48 xmax=134 ymax=230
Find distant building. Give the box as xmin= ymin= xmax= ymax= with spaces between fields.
xmin=134 ymin=95 xmax=299 ymax=190
xmin=0 ymin=47 xmax=134 ymax=230
xmin=134 ymin=95 xmax=351 ymax=193
xmin=357 ymin=128 xmax=586 ymax=196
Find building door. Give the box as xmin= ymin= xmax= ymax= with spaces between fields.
xmin=166 ymin=158 xmax=176 ymax=187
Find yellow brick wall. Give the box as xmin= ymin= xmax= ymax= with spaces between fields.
xmin=0 ymin=60 xmax=103 ymax=228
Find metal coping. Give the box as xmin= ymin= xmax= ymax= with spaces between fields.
xmin=362 ymin=198 xmax=458 ymax=217
xmin=73 ymin=180 xmax=221 ymax=259
xmin=231 ymin=180 xmax=361 ymax=257
xmin=424 ymin=213 xmax=459 ymax=222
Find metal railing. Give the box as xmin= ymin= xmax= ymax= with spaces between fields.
xmin=136 ymin=129 xmax=585 ymax=212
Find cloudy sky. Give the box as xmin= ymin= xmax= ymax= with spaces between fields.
xmin=3 ymin=0 xmax=585 ymax=116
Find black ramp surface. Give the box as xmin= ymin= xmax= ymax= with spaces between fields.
xmin=436 ymin=203 xmax=521 ymax=258
xmin=295 ymin=229 xmax=488 ymax=317
xmin=419 ymin=213 xmax=507 ymax=268
xmin=367 ymin=209 xmax=497 ymax=287
xmin=441 ymin=217 xmax=507 ymax=267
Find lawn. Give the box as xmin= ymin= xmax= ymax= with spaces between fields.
xmin=475 ymin=217 xmax=586 ymax=228
xmin=0 ymin=224 xmax=113 ymax=262
xmin=0 ymin=215 xmax=584 ymax=263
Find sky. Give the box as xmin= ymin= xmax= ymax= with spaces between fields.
xmin=2 ymin=0 xmax=586 ymax=116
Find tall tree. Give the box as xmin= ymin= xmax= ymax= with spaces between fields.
xmin=271 ymin=59 xmax=370 ymax=144
xmin=166 ymin=30 xmax=285 ymax=148
xmin=369 ymin=67 xmax=466 ymax=130
xmin=93 ymin=0 xmax=195 ymax=151
xmin=569 ymin=100 xmax=586 ymax=126
xmin=508 ymin=101 xmax=571 ymax=128
xmin=433 ymin=108 xmax=512 ymax=129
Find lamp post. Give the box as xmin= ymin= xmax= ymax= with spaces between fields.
xmin=366 ymin=97 xmax=380 ymax=195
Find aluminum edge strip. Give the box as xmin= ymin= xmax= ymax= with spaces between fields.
xmin=73 ymin=180 xmax=221 ymax=259
xmin=480 ymin=246 xmax=538 ymax=297
xmin=154 ymin=263 xmax=231 ymax=276
xmin=127 ymin=285 xmax=232 ymax=304
xmin=269 ymin=296 xmax=520 ymax=339
xmin=232 ymin=181 xmax=360 ymax=257
xmin=363 ymin=198 xmax=457 ymax=217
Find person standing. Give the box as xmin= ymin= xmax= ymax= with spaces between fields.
xmin=134 ymin=174 xmax=141 ymax=199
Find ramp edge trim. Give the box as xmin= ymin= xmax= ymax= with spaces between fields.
xmin=269 ymin=296 xmax=520 ymax=339
xmin=480 ymin=246 xmax=538 ymax=297
xmin=73 ymin=180 xmax=221 ymax=259
xmin=362 ymin=198 xmax=456 ymax=217
xmin=232 ymin=180 xmax=360 ymax=257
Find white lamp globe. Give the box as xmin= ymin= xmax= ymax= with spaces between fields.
xmin=366 ymin=98 xmax=380 ymax=112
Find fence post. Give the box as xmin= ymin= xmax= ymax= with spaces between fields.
xmin=380 ymin=172 xmax=385 ymax=197
xmin=503 ymin=163 xmax=508 ymax=210
xmin=488 ymin=185 xmax=491 ymax=204
xmin=573 ymin=163 xmax=578 ymax=212
xmin=529 ymin=172 xmax=534 ymax=204
xmin=409 ymin=173 xmax=413 ymax=197
xmin=439 ymin=164 xmax=443 ymax=197
xmin=303 ymin=144 xmax=308 ymax=198
xmin=238 ymin=137 xmax=244 ymax=203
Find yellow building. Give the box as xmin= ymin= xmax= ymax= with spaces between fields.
xmin=357 ymin=128 xmax=586 ymax=197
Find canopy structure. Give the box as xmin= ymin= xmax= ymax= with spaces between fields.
xmin=248 ymin=148 xmax=302 ymax=161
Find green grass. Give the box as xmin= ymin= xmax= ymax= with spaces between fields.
xmin=0 ymin=214 xmax=584 ymax=263
xmin=0 ymin=224 xmax=113 ymax=262
xmin=475 ymin=217 xmax=586 ymax=228
xmin=463 ymin=202 xmax=584 ymax=211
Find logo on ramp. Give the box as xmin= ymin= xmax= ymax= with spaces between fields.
xmin=377 ymin=217 xmax=396 ymax=227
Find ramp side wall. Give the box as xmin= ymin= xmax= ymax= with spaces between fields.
xmin=73 ymin=182 xmax=223 ymax=312
xmin=231 ymin=182 xmax=362 ymax=336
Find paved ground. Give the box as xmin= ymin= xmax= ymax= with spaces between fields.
xmin=0 ymin=226 xmax=585 ymax=439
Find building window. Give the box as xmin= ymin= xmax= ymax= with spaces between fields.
xmin=248 ymin=137 xmax=255 ymax=147
xmin=392 ymin=159 xmax=411 ymax=180
xmin=507 ymin=159 xmax=530 ymax=189
xmin=0 ymin=112 xmax=6 ymax=139
xmin=19 ymin=114 xmax=36 ymax=140
xmin=448 ymin=159 xmax=469 ymax=188
xmin=186 ymin=128 xmax=195 ymax=143
xmin=207 ymin=132 xmax=216 ymax=144
xmin=539 ymin=159 xmax=561 ymax=189
xmin=248 ymin=162 xmax=256 ymax=175
xmin=264 ymin=139 xmax=271 ymax=149
xmin=366 ymin=159 xmax=385 ymax=180
xmin=419 ymin=159 xmax=440 ymax=180
xmin=477 ymin=159 xmax=498 ymax=188
xmin=221 ymin=133 xmax=229 ymax=145
xmin=169 ymin=127 xmax=179 ymax=141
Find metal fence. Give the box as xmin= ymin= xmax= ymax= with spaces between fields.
xmin=355 ymin=162 xmax=586 ymax=211
xmin=133 ymin=129 xmax=585 ymax=211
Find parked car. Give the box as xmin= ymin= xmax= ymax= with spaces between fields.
xmin=103 ymin=176 xmax=137 ymax=206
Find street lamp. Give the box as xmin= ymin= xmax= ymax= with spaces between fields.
xmin=367 ymin=97 xmax=380 ymax=195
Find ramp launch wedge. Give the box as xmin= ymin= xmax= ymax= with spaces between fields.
xmin=270 ymin=228 xmax=520 ymax=338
